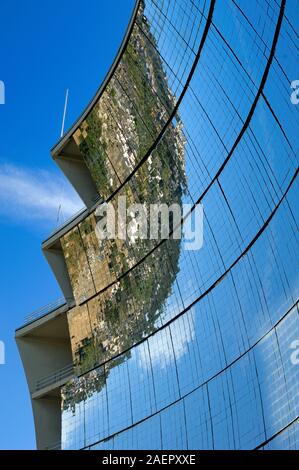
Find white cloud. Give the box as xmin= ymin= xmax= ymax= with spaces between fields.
xmin=0 ymin=164 xmax=85 ymax=226
xmin=137 ymin=308 xmax=196 ymax=371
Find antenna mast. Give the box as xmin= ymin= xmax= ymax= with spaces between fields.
xmin=56 ymin=89 xmax=69 ymax=226
xmin=60 ymin=89 xmax=69 ymax=137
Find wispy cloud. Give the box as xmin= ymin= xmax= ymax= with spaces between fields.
xmin=0 ymin=164 xmax=84 ymax=226
xmin=137 ymin=307 xmax=196 ymax=371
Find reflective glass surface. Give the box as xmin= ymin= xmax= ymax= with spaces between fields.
xmin=60 ymin=0 xmax=299 ymax=450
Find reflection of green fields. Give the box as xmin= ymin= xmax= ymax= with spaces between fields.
xmin=76 ymin=1 xmax=182 ymax=200
xmin=62 ymin=0 xmax=187 ymax=412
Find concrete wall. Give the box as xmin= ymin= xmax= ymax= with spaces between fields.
xmin=16 ymin=311 xmax=73 ymax=450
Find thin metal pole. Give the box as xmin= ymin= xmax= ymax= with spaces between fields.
xmin=60 ymin=89 xmax=69 ymax=137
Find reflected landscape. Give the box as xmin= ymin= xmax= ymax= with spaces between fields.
xmin=57 ymin=0 xmax=299 ymax=450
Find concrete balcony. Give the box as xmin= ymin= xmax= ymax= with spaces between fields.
xmin=19 ymin=297 xmax=67 ymax=329
xmin=33 ymin=363 xmax=74 ymax=399
xmin=16 ymin=301 xmax=73 ymax=450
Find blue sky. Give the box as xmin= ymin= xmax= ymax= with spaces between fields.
xmin=0 ymin=0 xmax=134 ymax=449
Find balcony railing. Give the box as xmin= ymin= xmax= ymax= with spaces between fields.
xmin=36 ymin=363 xmax=74 ymax=392
xmin=22 ymin=297 xmax=66 ymax=327
xmin=44 ymin=195 xmax=102 ymax=242
xmin=48 ymin=206 xmax=87 ymax=238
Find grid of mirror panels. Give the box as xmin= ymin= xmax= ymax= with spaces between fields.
xmin=60 ymin=0 xmax=299 ymax=450
xmin=73 ymin=0 xmax=210 ymax=198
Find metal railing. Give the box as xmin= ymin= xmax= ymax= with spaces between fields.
xmin=36 ymin=363 xmax=74 ymax=392
xmin=47 ymin=206 xmax=87 ymax=238
xmin=44 ymin=196 xmax=102 ymax=242
xmin=22 ymin=297 xmax=66 ymax=327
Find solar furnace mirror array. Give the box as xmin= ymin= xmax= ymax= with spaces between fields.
xmin=18 ymin=0 xmax=299 ymax=451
